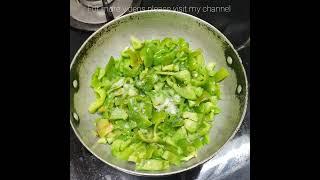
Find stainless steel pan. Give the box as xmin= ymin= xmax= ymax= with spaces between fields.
xmin=70 ymin=10 xmax=248 ymax=176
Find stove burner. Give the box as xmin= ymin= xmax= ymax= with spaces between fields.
xmin=70 ymin=0 xmax=142 ymax=31
xmin=79 ymin=0 xmax=114 ymax=9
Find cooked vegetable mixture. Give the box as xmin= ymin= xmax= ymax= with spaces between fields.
xmin=89 ymin=37 xmax=229 ymax=171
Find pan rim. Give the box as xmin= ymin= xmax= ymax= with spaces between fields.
xmin=70 ymin=9 xmax=249 ymax=177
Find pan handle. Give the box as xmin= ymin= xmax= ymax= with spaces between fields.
xmin=236 ymin=37 xmax=250 ymax=52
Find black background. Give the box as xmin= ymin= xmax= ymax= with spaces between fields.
xmin=3 ymin=0 xmax=314 ymax=179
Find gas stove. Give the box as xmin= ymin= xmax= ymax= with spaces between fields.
xmin=70 ymin=0 xmax=142 ymax=31
xmin=70 ymin=1 xmax=250 ymax=179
